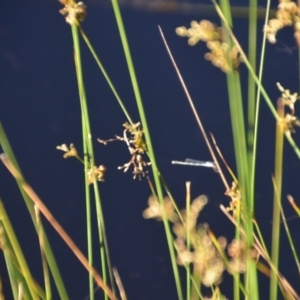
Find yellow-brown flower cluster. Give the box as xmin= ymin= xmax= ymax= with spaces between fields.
xmin=277 ymin=82 xmax=300 ymax=135
xmin=56 ymin=143 xmax=79 ymax=159
xmin=59 ymin=0 xmax=87 ymax=25
xmin=264 ymin=0 xmax=300 ymax=45
xmin=176 ymin=20 xmax=242 ymax=73
xmin=225 ymin=181 xmax=241 ymax=217
xmin=143 ymin=195 xmax=178 ymax=222
xmin=227 ymin=239 xmax=258 ymax=274
xmin=57 ymin=143 xmax=106 ymax=183
xmin=117 ymin=122 xmax=150 ymax=179
xmin=98 ymin=122 xmax=150 ymax=180
xmin=175 ymin=224 xmax=226 ymax=287
xmin=87 ymin=165 xmax=107 ymax=184
xmin=143 ymin=194 xmax=226 ymax=287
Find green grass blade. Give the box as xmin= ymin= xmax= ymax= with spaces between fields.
xmin=247 ymin=0 xmax=257 ymax=155
xmin=276 ymin=196 xmax=300 ymax=276
xmin=0 ymin=220 xmax=23 ymax=300
xmin=0 ymin=122 xmax=69 ymax=299
xmin=185 ymin=182 xmax=191 ymax=300
xmin=0 ymin=201 xmax=42 ymax=300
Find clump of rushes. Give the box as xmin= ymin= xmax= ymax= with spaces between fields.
xmin=276 ymin=82 xmax=300 ymax=135
xmin=264 ymin=0 xmax=300 ymax=45
xmin=56 ymin=143 xmax=106 ymax=183
xmin=98 ymin=122 xmax=151 ymax=180
xmin=144 ymin=194 xmax=226 ymax=287
xmin=143 ymin=195 xmax=179 ymax=222
xmin=59 ymin=0 xmax=87 ymax=25
xmin=175 ymin=20 xmax=243 ymax=73
xmin=143 ymin=193 xmax=255 ymax=292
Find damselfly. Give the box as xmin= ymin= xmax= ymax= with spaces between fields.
xmin=172 ymin=158 xmax=219 ymax=172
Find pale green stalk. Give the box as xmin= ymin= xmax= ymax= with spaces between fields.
xmin=186 ymin=182 xmax=191 ymax=300
xmin=270 ymin=179 xmax=299 ymax=299
xmin=35 ymin=207 xmax=52 ymax=300
xmin=190 ymin=271 xmax=202 ymax=300
xmin=276 ymin=198 xmax=300 ymax=276
xmin=84 ymin=123 xmax=93 ymax=300
xmin=253 ymin=220 xmax=270 ymax=260
xmin=110 ymin=1 xmax=183 ymax=299
xmin=270 ymin=101 xmax=284 ymax=300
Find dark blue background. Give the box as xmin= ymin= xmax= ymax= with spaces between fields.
xmin=1 ymin=1 xmax=300 ymax=299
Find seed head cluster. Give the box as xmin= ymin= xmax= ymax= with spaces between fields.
xmin=56 ymin=143 xmax=106 ymax=183
xmin=277 ymin=82 xmax=300 ymax=135
xmin=264 ymin=0 xmax=300 ymax=45
xmin=59 ymin=0 xmax=87 ymax=25
xmin=176 ymin=20 xmax=242 ymax=73
xmin=227 ymin=239 xmax=258 ymax=274
xmin=98 ymin=122 xmax=150 ymax=180
xmin=144 ymin=195 xmax=226 ymax=287
xmin=143 ymin=191 xmax=260 ymax=294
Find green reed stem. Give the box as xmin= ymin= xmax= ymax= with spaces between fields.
xmin=79 ymin=26 xmax=133 ymax=125
xmin=83 ymin=108 xmax=94 ymax=300
xmin=72 ymin=24 xmax=95 ymax=300
xmin=250 ymin=0 xmax=271 ymax=215
xmin=218 ymin=0 xmax=258 ymax=298
xmin=35 ymin=207 xmax=52 ymax=300
xmin=71 ymin=24 xmax=115 ymax=300
xmin=247 ymin=0 xmax=257 ymax=157
xmin=212 ymin=0 xmax=300 ymax=162
xmin=219 ymin=5 xmax=240 ymax=300
xmin=110 ymin=1 xmax=183 ymax=299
